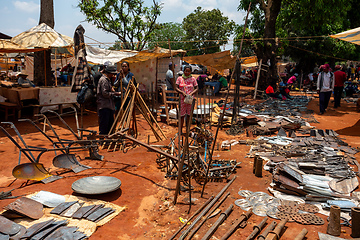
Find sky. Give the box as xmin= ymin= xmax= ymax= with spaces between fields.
xmin=0 ymin=0 xmax=246 ymax=49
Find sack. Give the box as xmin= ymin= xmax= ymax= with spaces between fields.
xmin=184 ymin=94 xmax=193 ymax=104
xmin=77 ymin=84 xmax=94 ymax=104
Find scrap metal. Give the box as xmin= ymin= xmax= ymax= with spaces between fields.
xmin=220 ymin=208 xmax=252 ymax=240
xmin=201 ymin=204 xmax=233 ymax=240
xmin=4 ymin=197 xmax=44 ymax=219
xmin=246 ymin=216 xmax=268 ymax=240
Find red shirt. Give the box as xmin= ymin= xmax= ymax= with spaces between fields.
xmin=334 ymin=70 xmax=347 ymax=87
xmin=266 ymin=85 xmax=274 ymax=94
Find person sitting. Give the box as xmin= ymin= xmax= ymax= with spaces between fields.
xmin=17 ymin=71 xmax=35 ymax=87
xmin=279 ymin=78 xmax=292 ymax=99
xmin=218 ymin=75 xmax=228 ymax=89
xmin=196 ymin=74 xmax=207 ymax=94
xmin=266 ymin=81 xmax=282 ymax=100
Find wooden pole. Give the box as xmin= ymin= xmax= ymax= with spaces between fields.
xmin=155 ymin=57 xmax=158 ymax=103
xmin=55 ymin=48 xmax=58 ymax=86
xmin=254 ymin=59 xmax=263 ymax=100
xmin=168 ymin=39 xmax=175 ymax=88
xmin=44 ymin=50 xmax=47 ymax=86
xmin=201 ymin=1 xmax=252 ymax=197
xmin=173 ymin=90 xmax=182 ymax=205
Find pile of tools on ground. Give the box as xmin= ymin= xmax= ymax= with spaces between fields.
xmin=155 ymin=126 xmax=240 ymax=185
xmin=0 ymin=190 xmax=121 ymax=239
xmin=235 ymin=126 xmax=360 ymax=237
xmin=221 ymin=96 xmax=312 ymax=136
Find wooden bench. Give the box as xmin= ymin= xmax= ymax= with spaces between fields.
xmin=0 ymin=102 xmax=17 ymax=121
xmin=19 ymin=102 xmax=78 ymax=119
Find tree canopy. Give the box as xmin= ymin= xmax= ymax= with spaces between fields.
xmin=182 ymin=7 xmax=235 ymax=56
xmin=78 ymin=0 xmax=162 ymax=51
xmin=237 ymin=0 xmax=360 ymax=86
xmin=146 ymin=22 xmax=186 ymax=50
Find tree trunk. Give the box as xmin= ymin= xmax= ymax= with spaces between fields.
xmin=34 ymin=0 xmax=54 ymax=86
xmin=254 ymin=0 xmax=282 ymax=90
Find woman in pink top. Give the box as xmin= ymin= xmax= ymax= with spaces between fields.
xmin=176 ymin=65 xmax=198 ymax=134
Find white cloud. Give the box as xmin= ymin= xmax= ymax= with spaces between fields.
xmin=13 ymin=1 xmax=39 ymax=13
xmin=26 ymin=17 xmax=37 ymax=27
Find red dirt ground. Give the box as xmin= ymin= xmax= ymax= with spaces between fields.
xmin=0 ymin=89 xmax=359 ymax=240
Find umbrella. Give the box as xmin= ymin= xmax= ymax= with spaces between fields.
xmin=11 ymin=23 xmax=73 ymax=49
xmin=330 ymin=27 xmax=360 ymax=46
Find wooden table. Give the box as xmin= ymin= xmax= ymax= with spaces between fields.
xmin=1 ymin=87 xmax=39 ymax=106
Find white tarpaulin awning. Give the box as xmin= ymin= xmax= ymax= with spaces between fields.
xmin=85 ymin=45 xmax=138 ymax=65
xmin=330 ymin=27 xmax=360 ymax=45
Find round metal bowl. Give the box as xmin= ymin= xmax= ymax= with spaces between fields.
xmin=71 ymin=176 xmax=121 ymax=195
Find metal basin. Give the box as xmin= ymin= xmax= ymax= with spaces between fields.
xmin=71 ymin=176 xmax=121 ymax=195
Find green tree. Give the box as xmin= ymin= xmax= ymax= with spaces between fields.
xmin=146 ymin=22 xmax=186 ymax=50
xmin=238 ymin=0 xmax=282 ymax=89
xmin=232 ymin=25 xmax=255 ymax=57
xmin=277 ymin=0 xmax=358 ymax=73
xmin=78 ymin=0 xmax=162 ymax=51
xmin=182 ymin=7 xmax=235 ymax=56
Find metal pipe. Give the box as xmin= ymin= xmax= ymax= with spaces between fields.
xmin=2 ymin=122 xmax=37 ymax=162
xmin=0 ymin=126 xmax=35 ymax=163
xmin=352 ymin=207 xmax=360 ymax=237
xmin=179 ymin=176 xmax=237 ymax=240
xmin=327 ymin=205 xmax=341 ymax=236
xmin=220 ymin=207 xmax=252 ymax=240
xmin=265 ymin=218 xmax=288 ymax=240
xmin=18 ymin=119 xmax=65 ymax=153
xmin=201 ymin=204 xmax=233 ymax=240
xmin=294 ymin=228 xmax=308 ymax=240
xmin=246 ymin=216 xmax=268 ymax=240
xmin=257 ymin=221 xmax=277 ymax=240
xmin=46 ymin=110 xmax=80 ymax=139
xmin=188 ymin=192 xmax=231 ymax=239
xmin=169 ymin=196 xmax=214 ymax=240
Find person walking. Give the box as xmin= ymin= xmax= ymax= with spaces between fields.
xmin=96 ymin=65 xmax=121 ymax=135
xmin=333 ymin=65 xmax=347 ymax=108
xmin=175 ymin=65 xmax=198 ymax=135
xmin=317 ymin=63 xmax=334 ymax=115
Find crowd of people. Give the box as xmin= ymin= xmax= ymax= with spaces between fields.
xmin=265 ymin=62 xmax=358 ymax=115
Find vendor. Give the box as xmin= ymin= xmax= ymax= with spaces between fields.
xmin=17 ymin=71 xmax=35 ymax=87
xmin=218 ymin=75 xmax=228 ymax=89
xmin=266 ymin=81 xmax=282 ymax=100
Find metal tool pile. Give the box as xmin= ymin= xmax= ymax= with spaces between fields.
xmin=235 ymin=190 xmax=325 ymax=226
xmin=0 ymin=215 xmax=86 ymax=240
xmin=241 ymin=127 xmax=360 ymax=225
xmin=0 ymin=186 xmax=121 ymax=239
xmin=224 ymin=96 xmax=312 ymax=136
xmin=155 ymin=126 xmax=239 ymax=185
xmin=50 ymin=201 xmax=115 ymax=223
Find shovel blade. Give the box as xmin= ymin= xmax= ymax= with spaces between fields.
xmin=12 ymin=163 xmax=51 ymax=181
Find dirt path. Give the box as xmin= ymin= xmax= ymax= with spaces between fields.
xmin=0 ymin=91 xmax=359 ymax=239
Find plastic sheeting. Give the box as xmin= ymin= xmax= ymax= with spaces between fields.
xmin=330 ymin=27 xmax=360 ymax=46
xmin=85 ymin=45 xmax=137 ymax=65
xmin=183 ymin=51 xmax=257 ymax=71
xmin=0 ymin=40 xmax=47 ymax=53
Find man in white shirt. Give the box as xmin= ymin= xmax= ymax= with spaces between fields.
xmin=317 ymin=63 xmax=334 ymax=115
